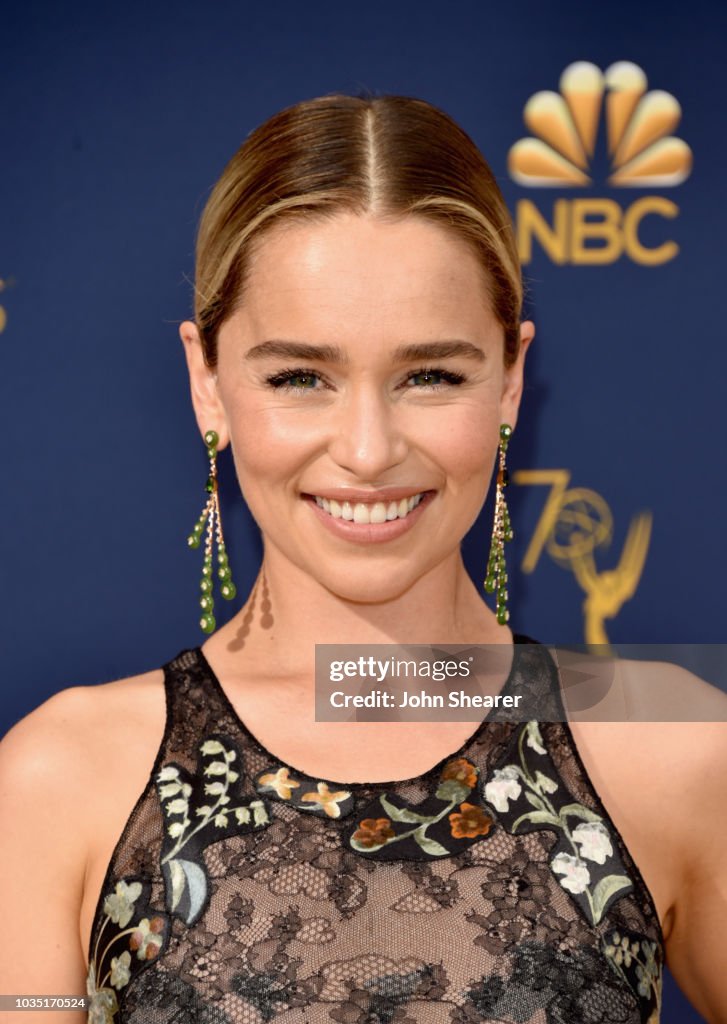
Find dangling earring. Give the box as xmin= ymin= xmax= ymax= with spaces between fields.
xmin=187 ymin=429 xmax=237 ymax=634
xmin=484 ymin=424 xmax=514 ymax=625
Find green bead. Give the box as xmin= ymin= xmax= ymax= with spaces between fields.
xmin=484 ymin=576 xmax=496 ymax=593
xmin=500 ymin=424 xmax=512 ymax=442
xmin=187 ymin=534 xmax=200 ymax=548
xmin=205 ymin=475 xmax=215 ymax=494
xmin=200 ymin=594 xmax=214 ymax=612
xmin=202 ymin=564 xmax=213 ymax=578
xmin=200 ymin=613 xmax=217 ymax=634
xmin=217 ymin=550 xmax=228 ymax=567
xmin=504 ymin=527 xmax=514 ymax=542
xmin=200 ymin=577 xmax=213 ymax=594
xmin=221 ymin=581 xmax=237 ymax=601
xmin=204 ymin=430 xmax=219 ymax=448
xmin=496 ymin=605 xmax=509 ymax=625
xmin=193 ymin=522 xmax=204 ymax=535
xmin=218 ymin=565 xmax=231 ymax=582
xmin=498 ymin=588 xmax=508 ymax=603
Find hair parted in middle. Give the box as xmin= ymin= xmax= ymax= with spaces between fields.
xmin=193 ymin=89 xmax=524 ymax=371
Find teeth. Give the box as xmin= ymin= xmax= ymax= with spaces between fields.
xmin=313 ymin=492 xmax=426 ymax=524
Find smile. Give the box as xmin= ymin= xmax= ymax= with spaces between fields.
xmin=313 ymin=493 xmax=426 ymax=524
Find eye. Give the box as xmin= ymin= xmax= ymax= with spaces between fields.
xmin=403 ymin=367 xmax=467 ymax=389
xmin=264 ymin=368 xmax=324 ymax=390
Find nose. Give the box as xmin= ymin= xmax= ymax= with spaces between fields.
xmin=326 ymin=382 xmax=408 ymax=480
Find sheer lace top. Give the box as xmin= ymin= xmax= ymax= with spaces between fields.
xmin=86 ymin=637 xmax=664 ymax=1023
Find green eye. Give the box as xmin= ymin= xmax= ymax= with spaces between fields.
xmin=266 ymin=369 xmax=322 ymax=389
xmin=406 ymin=368 xmax=466 ymax=388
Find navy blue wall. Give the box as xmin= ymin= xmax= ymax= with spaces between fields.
xmin=2 ymin=1 xmax=724 ymax=1017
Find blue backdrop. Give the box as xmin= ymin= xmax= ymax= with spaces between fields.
xmin=2 ymin=1 xmax=725 ymax=1018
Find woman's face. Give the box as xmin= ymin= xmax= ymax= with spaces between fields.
xmin=181 ymin=212 xmax=533 ymax=602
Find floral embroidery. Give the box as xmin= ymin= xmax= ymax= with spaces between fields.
xmin=484 ymin=721 xmax=633 ymax=925
xmin=155 ymin=733 xmax=272 ymax=925
xmin=254 ymin=765 xmax=355 ymax=818
xmin=449 ymin=802 xmax=493 ymax=839
xmin=351 ymin=817 xmax=397 ymax=848
xmin=347 ymin=757 xmax=494 ymax=859
xmin=603 ymin=928 xmax=663 ymax=1022
xmin=86 ymin=877 xmax=169 ymax=1022
xmin=257 ymin=765 xmax=300 ymax=799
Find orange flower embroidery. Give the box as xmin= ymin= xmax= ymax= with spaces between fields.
xmin=351 ymin=817 xmax=396 ymax=848
xmin=258 ymin=767 xmax=301 ymax=800
xmin=449 ymin=802 xmax=493 ymax=839
xmin=441 ymin=757 xmax=478 ymax=789
xmin=300 ymin=782 xmax=352 ymax=818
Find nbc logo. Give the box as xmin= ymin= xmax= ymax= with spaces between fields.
xmin=508 ymin=62 xmax=693 ymax=265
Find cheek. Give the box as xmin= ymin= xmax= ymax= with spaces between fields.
xmin=420 ymin=402 xmax=498 ymax=480
xmin=227 ymin=403 xmax=316 ymax=487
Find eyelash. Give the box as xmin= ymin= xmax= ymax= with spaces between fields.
xmin=263 ymin=366 xmax=467 ymax=392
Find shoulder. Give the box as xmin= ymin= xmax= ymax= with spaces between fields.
xmin=564 ymin=652 xmax=727 ymax=823
xmin=563 ymin=656 xmax=726 ymax=1008
xmin=0 ymin=667 xmax=166 ymax=846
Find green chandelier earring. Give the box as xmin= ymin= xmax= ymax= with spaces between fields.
xmin=187 ymin=429 xmax=238 ymax=634
xmin=484 ymin=423 xmax=514 ymax=625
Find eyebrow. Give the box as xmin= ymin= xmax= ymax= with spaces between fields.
xmin=244 ymin=339 xmax=487 ymax=363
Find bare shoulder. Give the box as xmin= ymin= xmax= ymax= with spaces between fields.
xmin=0 ymin=667 xmax=167 ymax=998
xmin=0 ymin=666 xmax=167 ymax=879
xmin=564 ymin=656 xmax=726 ymax=983
xmin=1 ymin=666 xmax=166 ymax=777
xmin=565 ymin=653 xmax=727 ymax=816
xmin=597 ymin=663 xmax=727 ymax=1024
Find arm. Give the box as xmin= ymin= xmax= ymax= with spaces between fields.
xmin=0 ymin=688 xmax=94 ymax=1023
xmin=664 ymin=720 xmax=727 ymax=1023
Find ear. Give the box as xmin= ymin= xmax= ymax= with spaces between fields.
xmin=500 ymin=320 xmax=535 ymax=433
xmin=179 ymin=321 xmax=230 ymax=449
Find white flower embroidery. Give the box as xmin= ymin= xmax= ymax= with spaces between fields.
xmin=484 ymin=766 xmax=522 ymax=812
xmin=86 ymin=961 xmax=118 ymax=1024
xmin=109 ymin=950 xmax=131 ymax=988
xmin=102 ymin=879 xmax=142 ymax=928
xmin=534 ymin=770 xmax=558 ymax=794
xmin=525 ymin=721 xmax=546 ymax=755
xmin=571 ymin=821 xmax=613 ymax=865
xmin=551 ymin=852 xmax=591 ymax=894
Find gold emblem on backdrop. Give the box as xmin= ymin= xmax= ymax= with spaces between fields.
xmin=509 ymin=61 xmax=692 ymax=188
xmin=508 ymin=61 xmax=693 ymax=265
xmin=514 ymin=469 xmax=652 ymax=645
xmin=0 ymin=278 xmax=8 ymax=334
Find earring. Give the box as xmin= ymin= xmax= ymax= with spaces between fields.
xmin=484 ymin=424 xmax=514 ymax=625
xmin=187 ymin=429 xmax=237 ymax=634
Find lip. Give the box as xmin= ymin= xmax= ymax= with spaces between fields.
xmin=302 ymin=490 xmax=436 ymax=545
xmin=302 ymin=486 xmax=433 ymax=503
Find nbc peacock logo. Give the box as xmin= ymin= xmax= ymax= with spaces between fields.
xmin=508 ymin=62 xmax=692 ymax=265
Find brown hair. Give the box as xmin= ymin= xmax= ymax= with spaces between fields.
xmin=193 ymin=91 xmax=523 ymax=368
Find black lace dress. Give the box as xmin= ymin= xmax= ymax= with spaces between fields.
xmin=86 ymin=637 xmax=664 ymax=1023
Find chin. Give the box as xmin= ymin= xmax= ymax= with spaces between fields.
xmin=317 ymin=566 xmax=424 ymax=605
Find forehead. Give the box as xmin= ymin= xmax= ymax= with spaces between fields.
xmin=225 ymin=213 xmax=498 ymax=350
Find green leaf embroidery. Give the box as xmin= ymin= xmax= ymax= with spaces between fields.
xmin=558 ymin=802 xmax=603 ymax=824
xmin=511 ymin=808 xmax=562 ymax=831
xmin=592 ymin=874 xmax=632 ymax=923
xmin=524 ymin=790 xmax=546 ymax=811
xmin=379 ymin=794 xmax=431 ymax=824
xmin=413 ymin=830 xmax=450 ymax=857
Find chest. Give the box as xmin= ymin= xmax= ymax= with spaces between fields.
xmin=79 ymin=714 xmax=676 ymax=967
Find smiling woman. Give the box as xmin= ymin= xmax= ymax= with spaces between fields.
xmin=0 ymin=91 xmax=725 ymax=1024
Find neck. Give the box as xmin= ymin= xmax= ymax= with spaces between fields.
xmin=217 ymin=543 xmax=512 ymax=680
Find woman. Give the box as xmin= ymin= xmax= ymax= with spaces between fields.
xmin=0 ymin=93 xmax=724 ymax=1023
